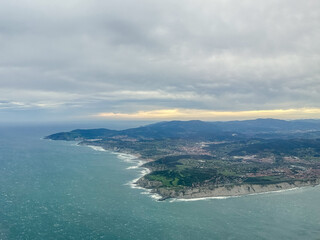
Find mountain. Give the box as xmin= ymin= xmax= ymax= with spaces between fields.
xmin=46 ymin=118 xmax=320 ymax=141
xmin=213 ymin=118 xmax=320 ymax=132
xmin=46 ymin=128 xmax=117 ymax=140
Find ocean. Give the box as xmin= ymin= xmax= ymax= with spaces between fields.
xmin=0 ymin=125 xmax=319 ymax=240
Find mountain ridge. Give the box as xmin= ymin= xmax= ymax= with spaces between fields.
xmin=46 ymin=118 xmax=320 ymax=141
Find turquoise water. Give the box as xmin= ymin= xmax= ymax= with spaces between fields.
xmin=0 ymin=126 xmax=320 ymax=240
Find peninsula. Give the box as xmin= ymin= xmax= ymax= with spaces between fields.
xmin=45 ymin=119 xmax=320 ymax=200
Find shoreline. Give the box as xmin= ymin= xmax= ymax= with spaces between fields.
xmin=85 ymin=143 xmax=163 ymax=200
xmin=148 ymin=179 xmax=320 ymax=201
xmin=84 ymin=143 xmax=320 ymax=202
xmin=169 ymin=184 xmax=320 ymax=202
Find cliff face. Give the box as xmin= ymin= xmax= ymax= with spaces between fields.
xmin=136 ymin=177 xmax=320 ymax=200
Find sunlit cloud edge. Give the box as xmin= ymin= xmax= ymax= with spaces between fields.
xmin=92 ymin=108 xmax=320 ymax=121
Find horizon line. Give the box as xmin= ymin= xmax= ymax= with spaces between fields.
xmin=92 ymin=108 xmax=320 ymax=121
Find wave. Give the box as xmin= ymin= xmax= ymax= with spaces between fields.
xmin=84 ymin=145 xmax=161 ymax=199
xmin=87 ymin=145 xmax=107 ymax=152
xmin=110 ymin=153 xmax=164 ymax=200
xmin=169 ymin=192 xmax=282 ymax=203
xmin=169 ymin=185 xmax=318 ymax=202
xmin=242 ymin=185 xmax=310 ymax=196
xmin=170 ymin=196 xmax=235 ymax=202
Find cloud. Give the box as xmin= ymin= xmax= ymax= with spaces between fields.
xmin=0 ymin=0 xmax=319 ymax=122
xmin=94 ymin=108 xmax=320 ymax=121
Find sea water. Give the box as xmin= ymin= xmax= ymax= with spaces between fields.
xmin=0 ymin=125 xmax=320 ymax=240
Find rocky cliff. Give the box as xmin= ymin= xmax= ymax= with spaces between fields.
xmin=136 ymin=177 xmax=320 ymax=200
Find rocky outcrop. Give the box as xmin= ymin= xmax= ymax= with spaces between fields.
xmin=136 ymin=178 xmax=163 ymax=188
xmin=136 ymin=177 xmax=320 ymax=200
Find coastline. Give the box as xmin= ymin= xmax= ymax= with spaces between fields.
xmin=84 ymin=143 xmax=320 ymax=202
xmin=138 ymin=178 xmax=320 ymax=201
xmin=85 ymin=143 xmax=163 ymax=200
xmin=169 ymin=184 xmax=320 ymax=202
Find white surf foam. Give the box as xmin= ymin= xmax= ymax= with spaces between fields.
xmin=79 ymin=144 xmax=161 ymax=200
xmin=111 ymin=152 xmax=165 ymax=200
xmin=125 ymin=167 xmax=151 ymax=189
xmin=243 ymin=186 xmax=303 ymax=196
xmin=87 ymin=145 xmax=107 ymax=152
xmin=126 ymin=166 xmax=138 ymax=170
xmin=149 ymin=193 xmax=163 ymax=200
xmin=170 ymin=196 xmax=235 ymax=202
xmin=169 ymin=185 xmax=316 ymax=202
xmin=115 ymin=153 xmax=138 ymax=163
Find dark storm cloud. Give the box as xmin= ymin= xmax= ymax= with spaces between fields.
xmin=0 ymin=0 xmax=319 ymax=121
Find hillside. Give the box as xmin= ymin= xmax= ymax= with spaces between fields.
xmin=46 ymin=119 xmax=320 ymax=200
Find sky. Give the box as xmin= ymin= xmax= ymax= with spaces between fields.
xmin=0 ymin=0 xmax=320 ymax=123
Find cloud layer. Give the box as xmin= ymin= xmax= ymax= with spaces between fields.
xmin=95 ymin=108 xmax=320 ymax=121
xmin=0 ymin=0 xmax=319 ymax=122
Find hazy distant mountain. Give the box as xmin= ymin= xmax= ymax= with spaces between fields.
xmin=46 ymin=118 xmax=320 ymax=141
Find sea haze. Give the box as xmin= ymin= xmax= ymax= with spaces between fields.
xmin=0 ymin=125 xmax=319 ymax=239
